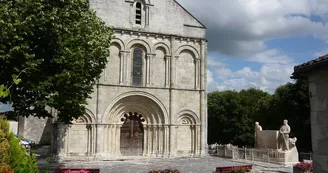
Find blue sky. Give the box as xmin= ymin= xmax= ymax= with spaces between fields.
xmin=177 ymin=0 xmax=328 ymax=93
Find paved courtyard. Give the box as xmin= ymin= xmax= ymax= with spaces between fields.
xmin=39 ymin=156 xmax=293 ymax=173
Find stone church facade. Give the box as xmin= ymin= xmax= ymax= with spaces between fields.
xmin=19 ymin=0 xmax=208 ymax=160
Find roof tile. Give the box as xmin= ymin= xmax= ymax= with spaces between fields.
xmin=294 ymin=54 xmax=328 ymax=70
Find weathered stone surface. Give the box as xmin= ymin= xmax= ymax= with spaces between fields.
xmin=38 ymin=157 xmax=293 ymax=173
xmin=21 ymin=0 xmax=208 ymax=160
xmin=307 ymin=69 xmax=328 ymax=172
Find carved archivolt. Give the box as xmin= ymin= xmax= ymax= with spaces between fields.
xmin=176 ymin=110 xmax=200 ymax=125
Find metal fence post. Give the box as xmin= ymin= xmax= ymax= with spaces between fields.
xmin=224 ymin=146 xmax=226 ymax=157
xmin=267 ymin=149 xmax=270 ymax=163
xmin=244 ymin=147 xmax=247 ymax=160
xmin=251 ymin=149 xmax=254 ymax=161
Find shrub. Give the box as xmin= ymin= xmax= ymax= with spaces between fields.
xmin=0 ymin=119 xmax=11 ymax=172
xmin=293 ymin=162 xmax=313 ymax=172
xmin=148 ymin=168 xmax=180 ymax=173
xmin=1 ymin=165 xmax=14 ymax=173
xmin=0 ymin=118 xmax=39 ymax=173
xmin=231 ymin=167 xmax=251 ymax=173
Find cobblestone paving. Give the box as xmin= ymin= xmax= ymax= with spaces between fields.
xmin=39 ymin=156 xmax=293 ymax=173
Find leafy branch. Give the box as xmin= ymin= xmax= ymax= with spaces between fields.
xmin=0 ymin=68 xmax=30 ymax=98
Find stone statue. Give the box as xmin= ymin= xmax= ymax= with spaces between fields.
xmin=255 ymin=122 xmax=262 ymax=132
xmin=289 ymin=137 xmax=297 ymax=149
xmin=278 ymin=119 xmax=291 ymax=151
xmin=254 ymin=122 xmax=262 ymax=148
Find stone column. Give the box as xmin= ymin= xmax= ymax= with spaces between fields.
xmin=119 ymin=51 xmax=125 ymax=85
xmin=146 ymin=54 xmax=152 ymax=86
xmin=196 ymin=125 xmax=201 ymax=156
xmin=87 ymin=125 xmax=91 ymax=156
xmin=142 ymin=125 xmax=148 ymax=156
xmin=124 ymin=52 xmax=130 ymax=85
xmin=163 ymin=125 xmax=169 ymax=157
xmin=200 ymin=40 xmax=207 ymax=156
xmin=165 ymin=55 xmax=170 ymax=88
xmin=111 ymin=125 xmax=117 ymax=155
xmin=109 ymin=125 xmax=113 ymax=155
xmin=170 ymin=37 xmax=177 ymax=87
xmin=147 ymin=125 xmax=152 ymax=155
xmin=158 ymin=126 xmax=163 ymax=157
xmin=116 ymin=124 xmax=122 ymax=156
xmin=153 ymin=125 xmax=158 ymax=156
xmin=190 ymin=125 xmax=194 ymax=156
xmin=195 ymin=59 xmax=200 ymax=89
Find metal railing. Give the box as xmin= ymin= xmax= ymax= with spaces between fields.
xmin=215 ymin=145 xmax=286 ymax=164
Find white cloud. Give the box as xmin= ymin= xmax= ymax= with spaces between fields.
xmin=207 ymin=69 xmax=219 ymax=92
xmin=248 ymin=49 xmax=293 ymax=64
xmin=177 ymin=0 xmax=328 ymax=56
xmin=209 ymin=49 xmax=296 ymax=93
xmin=175 ymin=0 xmax=324 ymax=93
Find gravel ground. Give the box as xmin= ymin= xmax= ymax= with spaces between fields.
xmin=38 ymin=156 xmax=293 ymax=173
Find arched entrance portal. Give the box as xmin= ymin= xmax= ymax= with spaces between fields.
xmin=103 ymin=93 xmax=169 ymax=157
xmin=120 ymin=112 xmax=145 ymax=156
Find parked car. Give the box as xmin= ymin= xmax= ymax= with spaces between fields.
xmin=14 ymin=135 xmax=35 ymax=154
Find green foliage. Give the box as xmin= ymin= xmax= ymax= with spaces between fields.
xmin=0 ymin=118 xmax=38 ymax=173
xmin=208 ymin=88 xmax=269 ymax=147
xmin=8 ymin=133 xmax=39 ymax=173
xmin=255 ymin=79 xmax=311 ymax=151
xmin=0 ymin=119 xmax=13 ymax=172
xmin=0 ymin=0 xmax=113 ymax=123
xmin=207 ymin=79 xmax=311 ymax=152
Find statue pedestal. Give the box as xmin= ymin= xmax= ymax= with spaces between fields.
xmin=278 ymin=148 xmax=299 ymax=165
xmin=255 ymin=130 xmax=299 ymax=165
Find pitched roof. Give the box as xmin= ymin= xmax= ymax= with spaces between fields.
xmin=291 ymin=54 xmax=328 ymax=78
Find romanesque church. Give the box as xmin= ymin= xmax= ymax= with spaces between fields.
xmin=19 ymin=0 xmax=208 ymax=159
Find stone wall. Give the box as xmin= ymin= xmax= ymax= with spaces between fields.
xmin=90 ymin=0 xmax=206 ymax=39
xmin=18 ymin=116 xmax=53 ymax=145
xmin=256 ymin=130 xmax=279 ymax=150
xmin=21 ymin=0 xmax=208 ymax=160
xmin=308 ymin=69 xmax=328 ymax=173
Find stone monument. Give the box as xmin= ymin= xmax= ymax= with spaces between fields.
xmin=255 ymin=120 xmax=299 ymax=165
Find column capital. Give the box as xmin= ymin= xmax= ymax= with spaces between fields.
xmin=146 ymin=53 xmax=156 ymax=56
xmin=120 ymin=50 xmax=130 ymax=54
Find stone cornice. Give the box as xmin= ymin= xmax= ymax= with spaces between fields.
xmin=97 ymin=83 xmax=205 ymax=92
xmin=113 ymin=28 xmax=207 ymax=42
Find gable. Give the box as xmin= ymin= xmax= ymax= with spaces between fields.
xmin=173 ymin=0 xmax=206 ymax=29
xmin=89 ymin=0 xmax=206 ymax=38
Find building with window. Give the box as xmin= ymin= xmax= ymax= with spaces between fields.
xmin=19 ymin=0 xmax=207 ymax=160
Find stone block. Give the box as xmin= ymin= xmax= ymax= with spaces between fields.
xmin=256 ymin=130 xmax=279 ymax=150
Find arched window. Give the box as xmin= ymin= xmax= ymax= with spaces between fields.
xmin=135 ymin=2 xmax=142 ymax=25
xmin=132 ymin=48 xmax=143 ymax=86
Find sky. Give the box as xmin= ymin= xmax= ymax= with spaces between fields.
xmin=177 ymin=0 xmax=328 ymax=93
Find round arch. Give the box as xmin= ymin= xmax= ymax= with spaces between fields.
xmin=110 ymin=38 xmax=125 ymax=50
xmin=175 ymin=45 xmax=200 ymax=59
xmin=152 ymin=42 xmax=170 ymax=55
xmin=127 ymin=39 xmax=151 ymax=53
xmin=102 ymin=91 xmax=168 ymax=124
xmin=72 ymin=109 xmax=96 ymax=124
xmin=176 ymin=110 xmax=200 ymax=125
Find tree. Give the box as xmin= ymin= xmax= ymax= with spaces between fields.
xmin=256 ymin=79 xmax=311 ymax=152
xmin=207 ymin=88 xmax=269 ymax=147
xmin=0 ymin=0 xmax=113 ymax=123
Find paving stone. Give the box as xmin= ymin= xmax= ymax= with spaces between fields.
xmin=38 ymin=156 xmax=293 ymax=173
